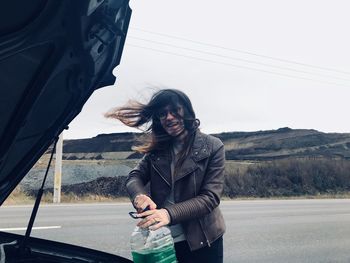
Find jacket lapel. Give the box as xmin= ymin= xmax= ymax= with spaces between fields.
xmin=150 ymin=151 xmax=172 ymax=186
xmin=151 ymin=131 xmax=211 ymax=185
xmin=174 ymin=131 xmax=210 ymax=182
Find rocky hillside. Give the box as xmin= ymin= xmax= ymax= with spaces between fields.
xmin=22 ymin=127 xmax=350 ymax=195
xmin=61 ymin=128 xmax=350 ymax=160
xmin=63 ymin=132 xmax=138 ymax=153
xmin=214 ymin=127 xmax=350 ymax=160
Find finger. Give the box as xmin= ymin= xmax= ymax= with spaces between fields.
xmin=137 ymin=198 xmax=146 ymax=207
xmin=143 ymin=215 xmax=158 ymax=225
xmin=135 ymin=196 xmax=157 ymax=210
xmin=136 ymin=210 xmax=155 ymax=218
xmin=137 ymin=217 xmax=157 ymax=228
xmin=136 ymin=204 xmax=147 ymax=213
xmin=140 ymin=200 xmax=154 ymax=211
xmin=134 ymin=195 xmax=144 ymax=205
xmin=135 ymin=203 xmax=142 ymax=210
xmin=136 ymin=217 xmax=148 ymax=227
xmin=140 ymin=203 xmax=149 ymax=211
xmin=149 ymin=221 xmax=164 ymax=231
xmin=136 ymin=198 xmax=148 ymax=210
xmin=149 ymin=202 xmax=157 ymax=210
xmin=136 ymin=219 xmax=146 ymax=228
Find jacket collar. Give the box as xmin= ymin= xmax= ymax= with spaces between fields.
xmin=150 ymin=131 xmax=210 ymax=185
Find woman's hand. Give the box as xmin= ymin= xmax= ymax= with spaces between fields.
xmin=133 ymin=194 xmax=157 ymax=212
xmin=137 ymin=209 xmax=171 ymax=230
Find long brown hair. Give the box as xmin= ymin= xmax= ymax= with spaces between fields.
xmin=104 ymin=89 xmax=200 ymax=154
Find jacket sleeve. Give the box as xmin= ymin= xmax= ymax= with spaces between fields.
xmin=165 ymin=139 xmax=225 ymax=225
xmin=125 ymin=154 xmax=151 ymax=202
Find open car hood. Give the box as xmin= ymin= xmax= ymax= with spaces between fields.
xmin=0 ymin=232 xmax=132 ymax=263
xmin=0 ymin=0 xmax=131 ymax=205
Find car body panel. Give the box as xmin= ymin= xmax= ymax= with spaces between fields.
xmin=0 ymin=0 xmax=131 ymax=205
xmin=0 ymin=231 xmax=132 ymax=262
xmin=0 ymin=1 xmax=133 ymax=262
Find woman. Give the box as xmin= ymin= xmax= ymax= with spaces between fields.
xmin=105 ymin=89 xmax=225 ymax=263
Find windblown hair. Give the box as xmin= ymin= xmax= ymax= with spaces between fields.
xmin=104 ymin=89 xmax=200 ymax=154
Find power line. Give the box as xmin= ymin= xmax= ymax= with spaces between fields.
xmin=130 ymin=27 xmax=350 ymax=76
xmin=127 ymin=43 xmax=350 ymax=88
xmin=128 ymin=36 xmax=350 ymax=83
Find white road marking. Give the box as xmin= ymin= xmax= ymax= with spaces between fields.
xmin=0 ymin=226 xmax=61 ymax=231
xmin=2 ymin=202 xmax=132 ymax=208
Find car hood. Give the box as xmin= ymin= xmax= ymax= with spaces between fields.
xmin=0 ymin=231 xmax=132 ymax=263
xmin=0 ymin=0 xmax=131 ymax=205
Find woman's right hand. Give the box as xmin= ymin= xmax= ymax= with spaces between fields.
xmin=133 ymin=194 xmax=157 ymax=212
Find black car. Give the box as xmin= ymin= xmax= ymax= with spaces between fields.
xmin=0 ymin=0 xmax=132 ymax=262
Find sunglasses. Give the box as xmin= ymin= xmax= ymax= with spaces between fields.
xmin=156 ymin=106 xmax=182 ymax=120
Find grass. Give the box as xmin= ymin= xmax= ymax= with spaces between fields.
xmin=3 ymin=187 xmax=34 ymax=205
xmin=41 ymin=192 xmax=130 ymax=203
xmin=4 ymin=187 xmax=350 ymax=206
xmin=3 ymin=187 xmax=130 ymax=206
xmin=221 ymin=192 xmax=350 ymax=201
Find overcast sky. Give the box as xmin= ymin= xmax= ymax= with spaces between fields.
xmin=65 ymin=0 xmax=350 ymax=139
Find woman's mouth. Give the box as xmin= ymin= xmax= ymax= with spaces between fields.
xmin=166 ymin=121 xmax=179 ymax=128
xmin=164 ymin=121 xmax=184 ymax=136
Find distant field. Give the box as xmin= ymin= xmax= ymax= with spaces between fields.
xmin=11 ymin=148 xmax=350 ymax=205
xmin=3 ymin=187 xmax=131 ymax=206
xmin=21 ymin=155 xmax=140 ymax=192
xmin=225 ymin=160 xmax=258 ymax=172
xmin=5 ymin=187 xmax=350 ymax=206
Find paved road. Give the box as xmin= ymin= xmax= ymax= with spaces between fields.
xmin=1 ymin=199 xmax=350 ymax=262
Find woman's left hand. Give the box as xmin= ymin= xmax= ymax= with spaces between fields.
xmin=137 ymin=208 xmax=171 ymax=230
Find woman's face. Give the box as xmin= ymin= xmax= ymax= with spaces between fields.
xmin=157 ymin=104 xmax=186 ymax=138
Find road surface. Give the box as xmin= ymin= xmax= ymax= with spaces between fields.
xmin=1 ymin=199 xmax=350 ymax=262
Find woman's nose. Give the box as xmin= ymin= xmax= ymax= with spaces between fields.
xmin=165 ymin=111 xmax=176 ymax=120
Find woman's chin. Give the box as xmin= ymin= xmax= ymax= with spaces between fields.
xmin=170 ymin=129 xmax=188 ymax=140
xmin=166 ymin=127 xmax=183 ymax=137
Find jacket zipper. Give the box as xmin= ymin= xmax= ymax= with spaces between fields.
xmin=152 ymin=164 xmax=170 ymax=186
xmin=199 ymin=220 xmax=211 ymax=247
xmin=193 ymin=171 xmax=197 ymax=195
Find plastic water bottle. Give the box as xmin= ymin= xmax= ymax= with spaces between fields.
xmin=130 ymin=226 xmax=177 ymax=263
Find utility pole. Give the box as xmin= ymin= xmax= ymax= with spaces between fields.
xmin=53 ymin=132 xmax=63 ymax=203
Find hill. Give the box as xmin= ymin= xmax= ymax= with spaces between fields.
xmin=61 ymin=128 xmax=350 ymax=160
xmin=20 ymin=128 xmax=350 ymax=198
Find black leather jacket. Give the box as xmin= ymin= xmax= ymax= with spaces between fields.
xmin=125 ymin=131 xmax=226 ymax=251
